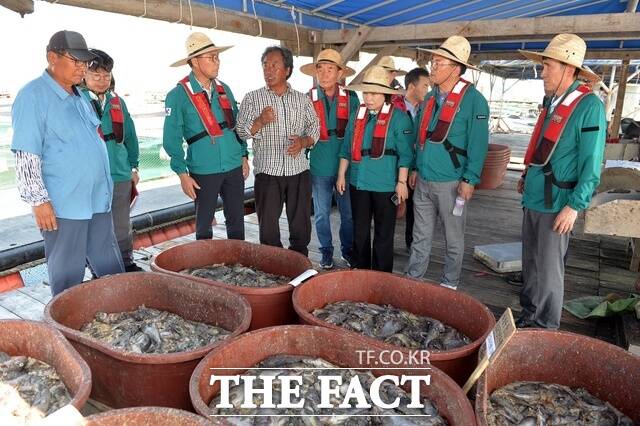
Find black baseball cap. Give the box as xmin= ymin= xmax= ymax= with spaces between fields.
xmin=47 ymin=30 xmax=96 ymax=62
xmin=88 ymin=49 xmax=114 ymax=72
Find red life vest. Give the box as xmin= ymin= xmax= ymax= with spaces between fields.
xmin=417 ymin=78 xmax=472 ymax=169
xmin=178 ymin=76 xmax=234 ymax=144
xmin=523 ymin=84 xmax=591 ymax=208
xmin=351 ymin=103 xmax=394 ymax=162
xmin=94 ymin=93 xmax=125 ymax=143
xmin=310 ymin=85 xmax=350 ymax=141
xmin=524 ymin=84 xmax=591 ymax=166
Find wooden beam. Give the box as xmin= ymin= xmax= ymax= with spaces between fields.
xmin=47 ymin=0 xmax=314 ymax=56
xmin=350 ymin=45 xmax=398 ymax=84
xmin=610 ymin=59 xmax=630 ymax=138
xmin=339 ymin=26 xmax=371 ymax=64
xmin=316 ymin=13 xmax=640 ymax=45
xmin=0 ymin=0 xmax=34 ymax=16
xmin=469 ymin=50 xmax=640 ymax=61
xmin=626 ymin=0 xmax=639 ymax=13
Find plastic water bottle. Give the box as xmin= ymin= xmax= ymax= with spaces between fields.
xmin=452 ymin=196 xmax=465 ymax=216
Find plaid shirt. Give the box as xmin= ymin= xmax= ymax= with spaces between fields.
xmin=237 ymin=85 xmax=320 ymax=176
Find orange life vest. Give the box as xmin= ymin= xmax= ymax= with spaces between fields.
xmin=417 ymin=78 xmax=472 ymax=169
xmin=178 ymin=76 xmax=234 ymax=145
xmin=92 ymin=93 xmax=124 ymax=143
xmin=351 ymin=103 xmax=395 ymax=162
xmin=310 ymin=85 xmax=350 ymax=141
xmin=524 ymin=84 xmax=591 ymax=208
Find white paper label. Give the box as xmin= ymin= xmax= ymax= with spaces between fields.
xmin=485 ymin=331 xmax=497 ymax=359
xmin=289 ymin=269 xmax=318 ymax=287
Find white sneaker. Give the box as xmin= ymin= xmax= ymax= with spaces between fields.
xmin=440 ymin=282 xmax=458 ymax=290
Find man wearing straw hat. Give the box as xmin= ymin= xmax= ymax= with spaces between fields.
xmin=163 ymin=33 xmax=249 ymax=241
xmin=405 ymin=36 xmax=489 ymax=290
xmin=516 ymin=34 xmax=606 ymax=329
xmin=237 ymin=46 xmax=320 ymax=256
xmin=300 ymin=49 xmax=360 ymax=269
xmin=378 ymin=56 xmax=407 ymax=90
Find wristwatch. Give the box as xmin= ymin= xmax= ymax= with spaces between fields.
xmin=461 ymin=177 xmax=471 ymax=184
xmin=132 ymin=168 xmax=139 ymax=173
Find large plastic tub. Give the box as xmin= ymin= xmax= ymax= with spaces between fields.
xmin=0 ymin=319 xmax=92 ymax=412
xmin=44 ymin=272 xmax=251 ymax=410
xmin=292 ymin=270 xmax=495 ymax=385
xmin=190 ymin=325 xmax=477 ymax=425
xmin=477 ymin=144 xmax=511 ymax=190
xmin=151 ymin=240 xmax=313 ymax=330
xmin=86 ymin=407 xmax=210 ymax=425
xmin=475 ymin=329 xmax=640 ymax=424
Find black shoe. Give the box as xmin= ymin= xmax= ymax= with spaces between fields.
xmin=515 ymin=314 xmax=536 ymax=328
xmin=506 ymin=272 xmax=523 ymax=286
xmin=125 ymin=264 xmax=144 ymax=272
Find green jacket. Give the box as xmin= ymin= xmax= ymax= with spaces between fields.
xmin=163 ymin=72 xmax=247 ymax=175
xmin=340 ymin=106 xmax=414 ymax=193
xmin=81 ymin=89 xmax=139 ymax=183
xmin=523 ymin=81 xmax=606 ymax=213
xmin=414 ymin=83 xmax=489 ymax=185
xmin=308 ymin=87 xmax=360 ymax=177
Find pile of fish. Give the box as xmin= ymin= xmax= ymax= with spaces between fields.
xmin=209 ymin=354 xmax=447 ymax=425
xmin=181 ymin=263 xmax=290 ymax=288
xmin=0 ymin=351 xmax=71 ymax=423
xmin=81 ymin=305 xmax=231 ymax=354
xmin=312 ymin=301 xmax=471 ymax=351
xmin=487 ymin=381 xmax=634 ymax=425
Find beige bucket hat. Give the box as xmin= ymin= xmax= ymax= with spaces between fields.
xmin=519 ymin=34 xmax=600 ymax=81
xmin=346 ymin=65 xmax=403 ymax=95
xmin=377 ymin=56 xmax=407 ymax=76
xmin=300 ymin=48 xmax=355 ymax=77
xmin=170 ymin=32 xmax=232 ymax=67
xmin=422 ymin=35 xmax=480 ymax=71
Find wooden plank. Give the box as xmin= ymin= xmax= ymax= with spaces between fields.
xmin=317 ymin=13 xmax=640 ymax=45
xmin=0 ymin=290 xmax=44 ymax=320
xmin=339 ymin=26 xmax=372 ymax=63
xmin=17 ymin=282 xmax=52 ymax=305
xmin=0 ymin=305 xmax=20 ymax=319
xmin=53 ymin=0 xmax=314 ymax=56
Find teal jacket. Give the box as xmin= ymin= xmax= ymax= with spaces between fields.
xmin=81 ymin=88 xmax=139 ymax=183
xmin=308 ymin=86 xmax=360 ymax=177
xmin=163 ymin=72 xmax=248 ymax=175
xmin=414 ymin=83 xmax=489 ymax=185
xmin=340 ymin=106 xmax=414 ymax=193
xmin=523 ymin=81 xmax=606 ymax=213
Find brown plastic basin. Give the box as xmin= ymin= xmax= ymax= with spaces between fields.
xmin=190 ymin=325 xmax=476 ymax=425
xmin=0 ymin=319 xmax=92 ymax=412
xmin=86 ymin=407 xmax=210 ymax=425
xmin=475 ymin=329 xmax=640 ymax=424
xmin=292 ymin=270 xmax=495 ymax=385
xmin=44 ymin=272 xmax=251 ymax=410
xmin=477 ymin=144 xmax=511 ymax=190
xmin=151 ymin=240 xmax=313 ymax=330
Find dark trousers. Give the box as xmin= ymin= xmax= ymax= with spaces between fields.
xmin=255 ymin=171 xmax=312 ymax=256
xmin=350 ymin=185 xmax=397 ymax=272
xmin=405 ymin=188 xmax=415 ymax=248
xmin=192 ymin=167 xmax=245 ymax=240
xmin=43 ymin=212 xmax=124 ymax=296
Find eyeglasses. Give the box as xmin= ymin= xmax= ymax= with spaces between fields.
xmin=429 ymin=60 xmax=457 ymax=69
xmin=58 ymin=52 xmax=89 ymax=67
xmin=198 ymin=54 xmax=219 ymax=62
xmin=86 ymin=72 xmax=112 ymax=81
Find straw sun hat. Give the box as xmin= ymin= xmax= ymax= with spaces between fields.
xmin=170 ymin=32 xmax=232 ymax=67
xmin=377 ymin=56 xmax=407 ymax=76
xmin=421 ymin=35 xmax=480 ymax=71
xmin=300 ymin=48 xmax=355 ymax=77
xmin=346 ymin=65 xmax=403 ymax=95
xmin=519 ymin=33 xmax=600 ymax=81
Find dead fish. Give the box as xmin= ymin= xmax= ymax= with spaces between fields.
xmin=81 ymin=305 xmax=231 ymax=354
xmin=313 ymin=301 xmax=471 ymax=351
xmin=0 ymin=351 xmax=72 ymax=422
xmin=181 ymin=263 xmax=290 ymax=288
xmin=487 ymin=381 xmax=634 ymax=426
xmin=209 ymin=355 xmax=448 ymax=425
